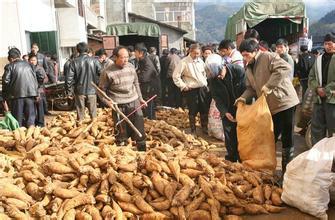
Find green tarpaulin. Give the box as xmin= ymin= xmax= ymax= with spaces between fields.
xmin=106 ymin=22 xmax=161 ymax=37
xmin=225 ymin=0 xmax=306 ymax=40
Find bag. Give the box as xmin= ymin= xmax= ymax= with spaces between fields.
xmin=236 ymin=95 xmax=276 ymax=171
xmin=301 ymin=88 xmax=314 ymax=116
xmin=281 ymin=137 xmax=335 ymax=220
xmin=208 ymin=100 xmax=225 ymax=141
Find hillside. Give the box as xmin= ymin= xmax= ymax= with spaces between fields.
xmin=310 ymin=9 xmax=335 ymax=38
xmin=195 ymin=3 xmax=241 ymax=43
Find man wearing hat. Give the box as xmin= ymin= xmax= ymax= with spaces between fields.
xmin=206 ymin=54 xmax=246 ymax=162
xmin=308 ymin=33 xmax=335 ymax=145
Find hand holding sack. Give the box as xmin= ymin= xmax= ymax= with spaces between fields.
xmin=236 ymin=94 xmax=277 ymax=171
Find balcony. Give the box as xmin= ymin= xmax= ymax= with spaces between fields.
xmin=54 ymin=0 xmax=76 ymax=8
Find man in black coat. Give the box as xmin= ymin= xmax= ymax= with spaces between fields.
xmin=135 ymin=45 xmax=158 ymax=119
xmin=2 ymin=48 xmax=39 ymax=127
xmin=66 ymin=42 xmax=101 ymax=122
xmin=206 ymin=54 xmax=246 ymax=162
xmin=159 ymin=49 xmax=170 ymax=106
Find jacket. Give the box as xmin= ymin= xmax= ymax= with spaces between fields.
xmin=241 ymin=51 xmax=299 ymax=115
xmin=148 ymin=54 xmax=161 ymax=73
xmin=296 ymin=52 xmax=316 ymax=80
xmin=66 ymin=53 xmax=102 ymax=95
xmin=137 ymin=56 xmax=158 ymax=84
xmin=2 ymin=60 xmax=38 ymax=99
xmin=159 ymin=55 xmax=170 ymax=80
xmin=308 ymin=53 xmax=335 ymax=104
xmin=173 ymin=55 xmax=208 ymax=90
xmin=32 ymin=65 xmax=46 ymax=93
xmin=36 ymin=52 xmax=49 ymax=74
xmin=167 ymin=54 xmax=181 ymax=78
xmin=280 ymin=53 xmax=295 ymax=80
xmin=210 ymin=64 xmax=246 ymax=117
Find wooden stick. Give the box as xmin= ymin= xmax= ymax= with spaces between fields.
xmin=91 ymin=82 xmax=142 ymax=138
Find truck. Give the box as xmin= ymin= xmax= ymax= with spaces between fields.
xmin=225 ymin=0 xmax=309 ymax=54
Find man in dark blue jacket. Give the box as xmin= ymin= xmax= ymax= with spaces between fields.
xmin=206 ymin=54 xmax=246 ymax=162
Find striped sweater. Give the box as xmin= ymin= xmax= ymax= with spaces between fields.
xmin=99 ymin=63 xmax=143 ymax=104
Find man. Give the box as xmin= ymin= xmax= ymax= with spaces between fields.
xmin=95 ymin=48 xmax=113 ymax=71
xmin=218 ymin=39 xmax=244 ymax=67
xmin=128 ymin=46 xmax=138 ymax=69
xmin=276 ymin=38 xmax=295 ymax=80
xmin=160 ymin=49 xmax=170 ymax=106
xmin=99 ymin=46 xmax=147 ymax=151
xmin=308 ymin=33 xmax=335 ymax=145
xmin=167 ymin=48 xmax=182 ymax=108
xmin=135 ymin=45 xmax=158 ymax=119
xmin=202 ymin=46 xmax=213 ymax=61
xmin=29 ymin=54 xmax=47 ymax=127
xmin=148 ymin=47 xmax=162 ymax=106
xmin=2 ymin=48 xmax=39 ymax=127
xmin=236 ymin=39 xmax=299 ymax=176
xmin=66 ymin=42 xmax=101 ymax=122
xmin=173 ymin=44 xmax=210 ymax=134
xmin=206 ymin=54 xmax=246 ymax=162
xmin=296 ymin=45 xmax=316 ymax=98
xmin=30 ymin=43 xmax=49 ymax=74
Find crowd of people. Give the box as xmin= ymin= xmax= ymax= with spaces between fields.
xmin=2 ymin=29 xmax=335 ymax=177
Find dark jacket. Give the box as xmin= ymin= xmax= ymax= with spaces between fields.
xmin=160 ymin=55 xmax=170 ymax=80
xmin=296 ymin=52 xmax=316 ymax=80
xmin=209 ymin=64 xmax=246 ymax=117
xmin=66 ymin=53 xmax=102 ymax=95
xmin=148 ymin=54 xmax=161 ymax=74
xmin=63 ymin=59 xmax=72 ymax=80
xmin=2 ymin=60 xmax=39 ymax=99
xmin=32 ymin=65 xmax=47 ymax=93
xmin=36 ymin=52 xmax=49 ymax=74
xmin=47 ymin=60 xmax=56 ymax=83
xmin=137 ymin=56 xmax=158 ymax=84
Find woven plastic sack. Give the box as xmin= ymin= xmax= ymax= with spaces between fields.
xmin=282 ymin=137 xmax=335 ymax=220
xmin=208 ymin=100 xmax=225 ymax=141
xmin=236 ymin=95 xmax=276 ymax=171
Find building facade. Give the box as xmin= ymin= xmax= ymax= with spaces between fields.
xmin=106 ymin=0 xmax=196 ymax=40
xmin=0 ymin=0 xmax=107 ymax=74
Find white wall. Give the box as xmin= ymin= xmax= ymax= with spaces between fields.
xmin=21 ymin=0 xmax=57 ymax=32
xmin=57 ymin=8 xmax=87 ymax=47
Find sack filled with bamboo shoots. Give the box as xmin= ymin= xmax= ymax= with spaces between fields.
xmin=236 ymin=95 xmax=276 ymax=171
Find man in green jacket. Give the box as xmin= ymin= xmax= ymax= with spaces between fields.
xmin=308 ymin=33 xmax=335 ymax=145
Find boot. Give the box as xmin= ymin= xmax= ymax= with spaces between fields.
xmin=282 ymin=147 xmax=294 ymax=177
xmin=200 ymin=114 xmax=208 ymax=134
xmin=137 ymin=142 xmax=147 ymax=152
xmin=189 ymin=116 xmax=197 ymax=135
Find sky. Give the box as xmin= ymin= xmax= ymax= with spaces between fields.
xmin=196 ymin=0 xmax=335 ymax=4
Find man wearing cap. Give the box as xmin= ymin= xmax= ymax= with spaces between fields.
xmin=206 ymin=54 xmax=246 ymax=162
xmin=308 ymin=33 xmax=335 ymax=145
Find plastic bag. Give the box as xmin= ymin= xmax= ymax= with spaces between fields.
xmin=236 ymin=95 xmax=276 ymax=171
xmin=281 ymin=137 xmax=335 ymax=220
xmin=208 ymin=100 xmax=225 ymax=141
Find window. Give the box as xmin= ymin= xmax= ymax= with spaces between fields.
xmin=155 ymin=3 xmax=192 ymax=22
xmin=78 ymin=0 xmax=84 ymax=17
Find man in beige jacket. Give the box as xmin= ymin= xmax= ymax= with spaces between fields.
xmin=236 ymin=39 xmax=299 ymax=176
xmin=173 ymin=44 xmax=210 ymax=134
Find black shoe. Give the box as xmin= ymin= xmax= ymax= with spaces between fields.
xmin=45 ymin=112 xmax=52 ymax=116
xmin=137 ymin=144 xmax=146 ymax=151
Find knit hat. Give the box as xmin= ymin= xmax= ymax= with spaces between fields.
xmin=205 ymin=54 xmax=225 ymax=78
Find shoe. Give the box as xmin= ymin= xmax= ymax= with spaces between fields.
xmin=45 ymin=112 xmax=52 ymax=116
xmin=137 ymin=144 xmax=146 ymax=151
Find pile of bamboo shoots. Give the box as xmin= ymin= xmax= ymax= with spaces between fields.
xmin=156 ymin=108 xmax=200 ymax=129
xmin=0 ymin=109 xmax=285 ymax=219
